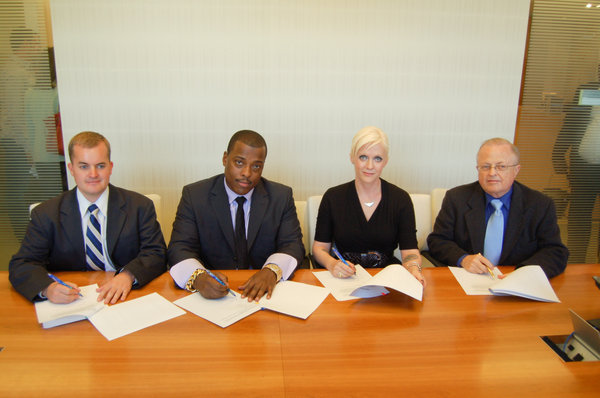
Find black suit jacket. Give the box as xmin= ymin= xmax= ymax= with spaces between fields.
xmin=167 ymin=174 xmax=304 ymax=269
xmin=426 ymin=181 xmax=568 ymax=278
xmin=9 ymin=185 xmax=167 ymax=300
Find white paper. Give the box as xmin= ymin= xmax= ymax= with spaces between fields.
xmin=314 ymin=264 xmax=423 ymax=302
xmin=448 ymin=266 xmax=503 ymax=295
xmin=489 ymin=265 xmax=560 ymax=303
xmin=174 ymin=292 xmax=261 ymax=328
xmin=88 ymin=292 xmax=186 ymax=340
xmin=354 ymin=264 xmax=423 ymax=301
xmin=313 ymin=265 xmax=387 ymax=301
xmin=35 ymin=284 xmax=107 ymax=328
xmin=259 ymin=280 xmax=329 ymax=319
xmin=449 ymin=265 xmax=559 ymax=302
xmin=175 ymin=280 xmax=330 ymax=327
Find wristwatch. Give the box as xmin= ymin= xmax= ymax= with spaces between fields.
xmin=185 ymin=268 xmax=206 ymax=292
xmin=263 ymin=263 xmax=282 ymax=282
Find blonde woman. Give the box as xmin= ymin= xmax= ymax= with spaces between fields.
xmin=312 ymin=126 xmax=425 ymax=286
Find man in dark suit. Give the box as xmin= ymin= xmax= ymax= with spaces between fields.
xmin=9 ymin=132 xmax=167 ymax=303
xmin=427 ymin=138 xmax=568 ymax=278
xmin=168 ymin=130 xmax=304 ymax=301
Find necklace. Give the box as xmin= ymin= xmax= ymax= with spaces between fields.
xmin=364 ymin=202 xmax=375 ymax=207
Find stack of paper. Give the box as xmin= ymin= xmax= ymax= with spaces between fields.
xmin=449 ymin=265 xmax=560 ymax=302
xmin=175 ymin=280 xmax=330 ymax=328
xmin=35 ymin=286 xmax=187 ymax=340
xmin=313 ymin=264 xmax=424 ymax=302
xmin=35 ymin=284 xmax=106 ymax=328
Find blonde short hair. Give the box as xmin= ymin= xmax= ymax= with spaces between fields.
xmin=350 ymin=126 xmax=389 ymax=158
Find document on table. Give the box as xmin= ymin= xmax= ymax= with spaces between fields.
xmin=175 ymin=293 xmax=260 ymax=328
xmin=35 ymin=284 xmax=107 ymax=328
xmin=174 ymin=280 xmax=330 ymax=328
xmin=313 ymin=264 xmax=423 ymax=302
xmin=258 ymin=280 xmax=329 ymax=319
xmin=448 ymin=266 xmax=503 ymax=295
xmin=88 ymin=292 xmax=186 ymax=341
xmin=449 ymin=265 xmax=560 ymax=302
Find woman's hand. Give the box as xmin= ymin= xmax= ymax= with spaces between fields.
xmin=329 ymin=260 xmax=356 ymax=278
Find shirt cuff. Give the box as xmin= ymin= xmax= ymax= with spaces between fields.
xmin=263 ymin=253 xmax=297 ymax=281
xmin=169 ymin=258 xmax=205 ymax=289
xmin=458 ymin=254 xmax=467 ymax=267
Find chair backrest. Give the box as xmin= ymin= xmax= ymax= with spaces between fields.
xmin=295 ymin=200 xmax=309 ymax=255
xmin=409 ymin=193 xmax=432 ymax=251
xmin=145 ymin=194 xmax=162 ymax=227
xmin=430 ymin=188 xmax=448 ymax=230
xmin=29 ymin=202 xmax=40 ymax=216
xmin=306 ymin=195 xmax=323 ymax=256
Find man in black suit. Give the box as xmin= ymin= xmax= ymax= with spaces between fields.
xmin=427 ymin=138 xmax=568 ymax=278
xmin=9 ymin=132 xmax=167 ymax=303
xmin=168 ymin=130 xmax=304 ymax=301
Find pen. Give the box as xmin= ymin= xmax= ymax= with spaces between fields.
xmin=478 ymin=253 xmax=495 ymax=280
xmin=332 ymin=244 xmax=355 ymax=274
xmin=47 ymin=273 xmax=83 ymax=297
xmin=204 ymin=269 xmax=236 ymax=297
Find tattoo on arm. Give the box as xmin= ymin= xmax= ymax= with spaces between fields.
xmin=402 ymin=254 xmax=419 ymax=263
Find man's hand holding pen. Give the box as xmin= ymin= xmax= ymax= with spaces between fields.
xmin=461 ymin=253 xmax=496 ymax=278
xmin=194 ymin=271 xmax=230 ymax=299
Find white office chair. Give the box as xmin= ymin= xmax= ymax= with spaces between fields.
xmin=294 ymin=200 xmax=309 ymax=266
xmin=430 ymin=188 xmax=447 ymax=230
xmin=306 ymin=195 xmax=323 ymax=269
xmin=392 ymin=193 xmax=432 ymax=264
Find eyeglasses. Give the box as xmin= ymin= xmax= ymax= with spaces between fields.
xmin=476 ymin=164 xmax=519 ymax=172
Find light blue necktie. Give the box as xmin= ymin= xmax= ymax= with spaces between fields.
xmin=85 ymin=204 xmax=106 ymax=271
xmin=483 ymin=199 xmax=504 ymax=266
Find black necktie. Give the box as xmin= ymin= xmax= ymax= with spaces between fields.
xmin=235 ymin=196 xmax=249 ymax=269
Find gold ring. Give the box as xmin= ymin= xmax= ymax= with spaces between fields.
xmin=338 ymin=272 xmax=342 ymax=277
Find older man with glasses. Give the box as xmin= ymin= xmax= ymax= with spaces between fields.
xmin=427 ymin=138 xmax=569 ymax=279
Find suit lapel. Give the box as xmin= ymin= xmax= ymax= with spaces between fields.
xmin=247 ymin=179 xmax=268 ymax=250
xmin=60 ymin=189 xmax=86 ymax=265
xmin=210 ymin=176 xmax=236 ymax=252
xmin=465 ymin=184 xmax=486 ymax=253
xmin=106 ymin=185 xmax=126 ymax=257
xmin=500 ymin=183 xmax=526 ymax=264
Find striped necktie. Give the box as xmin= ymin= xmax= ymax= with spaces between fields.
xmin=85 ymin=204 xmax=106 ymax=271
xmin=483 ymin=199 xmax=504 ymax=266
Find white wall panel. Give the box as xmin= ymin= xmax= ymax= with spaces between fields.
xmin=50 ymin=0 xmax=530 ymax=240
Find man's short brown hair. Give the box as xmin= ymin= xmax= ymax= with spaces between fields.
xmin=68 ymin=131 xmax=111 ymax=161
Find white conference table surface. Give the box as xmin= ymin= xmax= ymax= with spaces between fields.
xmin=1 ymin=265 xmax=599 ymax=397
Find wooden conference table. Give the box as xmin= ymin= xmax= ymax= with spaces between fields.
xmin=1 ymin=265 xmax=599 ymax=397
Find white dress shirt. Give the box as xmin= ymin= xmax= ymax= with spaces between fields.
xmin=169 ymin=178 xmax=297 ymax=289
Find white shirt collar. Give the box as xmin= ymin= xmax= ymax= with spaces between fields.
xmin=223 ymin=176 xmax=254 ymax=204
xmin=76 ymin=187 xmax=110 ymax=217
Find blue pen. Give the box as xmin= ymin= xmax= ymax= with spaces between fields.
xmin=332 ymin=244 xmax=355 ymax=274
xmin=47 ymin=273 xmax=83 ymax=297
xmin=204 ymin=269 xmax=236 ymax=297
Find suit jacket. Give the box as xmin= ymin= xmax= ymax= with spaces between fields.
xmin=9 ymin=184 xmax=167 ymax=301
xmin=167 ymin=174 xmax=304 ymax=269
xmin=426 ymin=181 xmax=568 ymax=278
